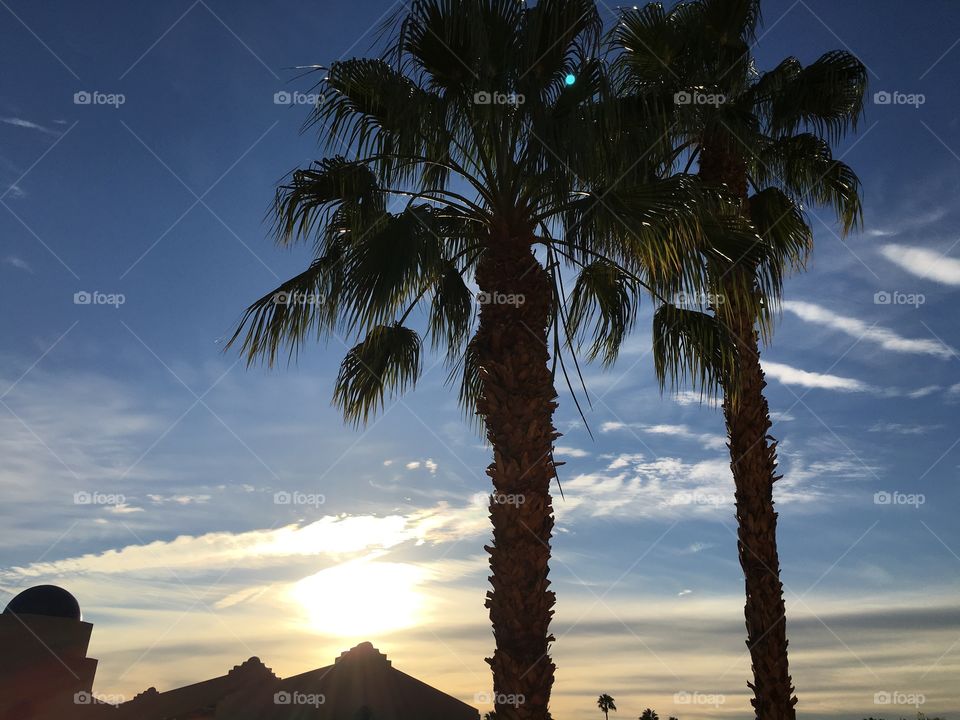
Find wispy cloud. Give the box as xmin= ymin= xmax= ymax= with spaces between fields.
xmin=879 ymin=244 xmax=960 ymax=286
xmin=601 ymin=422 xmax=726 ymax=451
xmin=762 ymin=361 xmax=870 ymax=392
xmin=782 ymin=300 xmax=955 ymax=359
xmin=3 ymin=256 xmax=32 ymax=273
xmin=0 ymin=116 xmax=60 ymax=137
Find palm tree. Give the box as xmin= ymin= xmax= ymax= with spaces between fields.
xmin=609 ymin=2 xmax=866 ymax=719
xmin=639 ymin=709 xmax=659 ymax=720
xmin=598 ymin=694 xmax=617 ymax=719
xmin=230 ymin=2 xmax=722 ymax=717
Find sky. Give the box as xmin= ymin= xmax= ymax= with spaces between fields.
xmin=1 ymin=1 xmax=959 ymax=718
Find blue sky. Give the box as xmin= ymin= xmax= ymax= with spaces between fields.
xmin=1 ymin=1 xmax=960 ymax=718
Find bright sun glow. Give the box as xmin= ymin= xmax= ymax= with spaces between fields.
xmin=290 ymin=560 xmax=427 ymax=638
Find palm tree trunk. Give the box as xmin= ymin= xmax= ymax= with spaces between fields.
xmin=700 ymin=135 xmax=797 ymax=720
xmin=474 ymin=229 xmax=558 ymax=720
xmin=721 ymin=275 xmax=797 ymax=720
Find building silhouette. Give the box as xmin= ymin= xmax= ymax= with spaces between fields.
xmin=0 ymin=585 xmax=480 ymax=720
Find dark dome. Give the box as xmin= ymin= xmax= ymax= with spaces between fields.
xmin=3 ymin=585 xmax=81 ymax=621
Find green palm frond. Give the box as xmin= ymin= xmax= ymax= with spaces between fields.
xmin=562 ymin=175 xmax=710 ymax=289
xmin=652 ymin=303 xmax=735 ymax=399
xmin=754 ymin=133 xmax=862 ymax=234
xmin=428 ymin=261 xmax=475 ymax=349
xmin=228 ymin=253 xmax=343 ymax=367
xmin=566 ymin=259 xmax=643 ymax=365
xmin=274 ymin=157 xmax=385 ymax=246
xmin=767 ymin=50 xmax=867 ymax=143
xmin=748 ymin=187 xmax=813 ymax=274
xmin=612 ymin=3 xmax=682 ymax=88
xmin=448 ymin=338 xmax=484 ymax=427
xmin=520 ymin=0 xmax=602 ymax=97
xmin=334 ymin=324 xmax=423 ymax=426
xmin=312 ymin=59 xmax=449 ymax=186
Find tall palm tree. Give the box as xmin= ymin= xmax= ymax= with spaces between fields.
xmin=607 ymin=2 xmax=866 ymax=719
xmin=598 ymin=694 xmax=617 ymax=720
xmin=229 ymin=2 xmax=723 ymax=717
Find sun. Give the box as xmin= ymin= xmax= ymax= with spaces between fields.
xmin=290 ymin=559 xmax=427 ymax=638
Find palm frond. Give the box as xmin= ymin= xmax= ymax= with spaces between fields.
xmin=652 ymin=303 xmax=734 ymax=400
xmin=754 ymin=133 xmax=862 ymax=234
xmin=767 ymin=50 xmax=868 ymax=144
xmin=334 ymin=324 xmax=423 ymax=425
xmin=567 ymin=259 xmax=643 ymax=365
xmin=273 ymin=157 xmax=385 ymax=246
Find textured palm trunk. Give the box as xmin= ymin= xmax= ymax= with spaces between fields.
xmin=474 ymin=227 xmax=558 ymax=720
xmin=721 ymin=277 xmax=797 ymax=720
xmin=700 ymin=137 xmax=798 ymax=720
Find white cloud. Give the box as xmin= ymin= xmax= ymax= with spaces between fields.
xmin=3 ymin=256 xmax=32 ymax=273
xmin=405 ymin=461 xmax=421 ymax=470
xmin=879 ymin=244 xmax=960 ymax=286
xmin=602 ymin=422 xmax=727 ymax=451
xmin=4 ymin=505 xmax=489 ymax=580
xmin=762 ymin=361 xmax=870 ymax=392
xmin=868 ymin=422 xmax=942 ymax=435
xmin=783 ymin=300 xmax=954 ymax=359
xmin=0 ymin=116 xmax=60 ymax=136
xmin=671 ymin=390 xmax=721 ymax=408
xmin=554 ymin=446 xmax=590 ymax=458
xmin=424 ymin=458 xmax=438 ymax=474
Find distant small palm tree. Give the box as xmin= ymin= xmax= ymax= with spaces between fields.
xmin=639 ymin=709 xmax=659 ymax=720
xmin=598 ymin=694 xmax=617 ymax=719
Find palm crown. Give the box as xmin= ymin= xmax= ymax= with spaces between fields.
xmin=607 ymin=0 xmax=867 ymax=394
xmin=230 ymin=0 xmax=736 ymax=420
